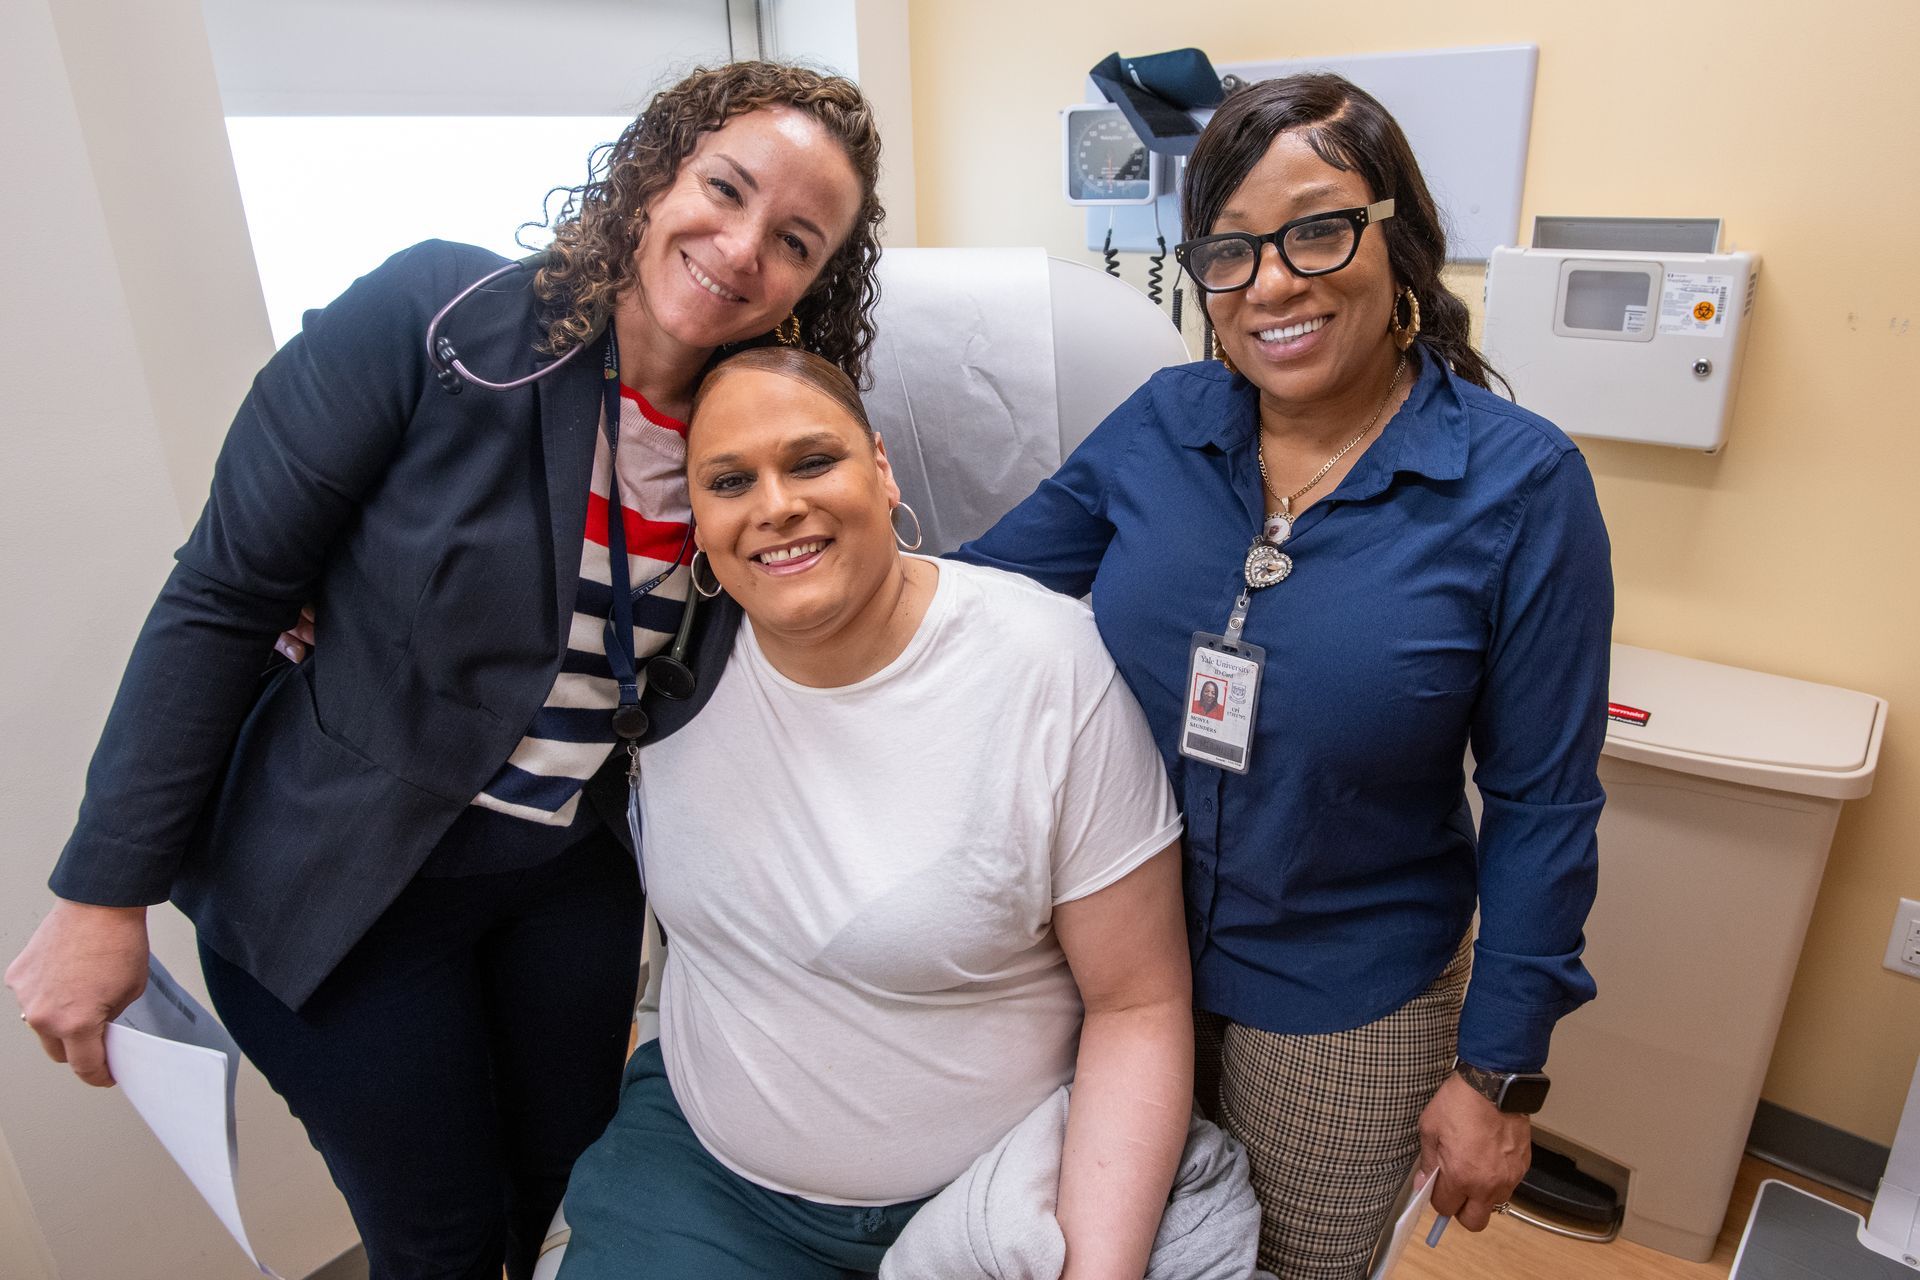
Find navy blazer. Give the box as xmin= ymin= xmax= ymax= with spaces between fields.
xmin=51 ymin=241 xmax=737 ymax=1009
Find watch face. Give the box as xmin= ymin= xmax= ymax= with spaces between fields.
xmin=1502 ymin=1074 xmax=1552 ymax=1114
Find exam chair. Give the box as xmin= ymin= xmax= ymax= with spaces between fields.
xmin=531 ymin=248 xmax=1188 ymax=1278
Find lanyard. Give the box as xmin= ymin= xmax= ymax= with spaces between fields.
xmin=599 ymin=328 xmax=688 ymax=741
xmin=1178 ymin=484 xmax=1282 ymax=776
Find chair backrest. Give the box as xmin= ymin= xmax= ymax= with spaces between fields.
xmin=860 ymin=248 xmax=1190 ymax=555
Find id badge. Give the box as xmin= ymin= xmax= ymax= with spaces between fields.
xmin=1179 ymin=632 xmax=1264 ymax=774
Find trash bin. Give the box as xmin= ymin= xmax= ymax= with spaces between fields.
xmin=1520 ymin=642 xmax=1887 ymax=1260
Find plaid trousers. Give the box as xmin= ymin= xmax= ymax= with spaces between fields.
xmin=1194 ymin=933 xmax=1473 ymax=1279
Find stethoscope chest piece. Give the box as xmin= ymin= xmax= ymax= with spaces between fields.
xmin=645 ymin=654 xmax=698 ymax=702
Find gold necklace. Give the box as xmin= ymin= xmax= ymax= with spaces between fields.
xmin=1256 ymin=354 xmax=1407 ymax=546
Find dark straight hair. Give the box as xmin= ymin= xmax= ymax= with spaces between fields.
xmin=1181 ymin=73 xmax=1507 ymax=395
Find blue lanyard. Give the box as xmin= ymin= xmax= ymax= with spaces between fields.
xmin=600 ymin=328 xmax=687 ymax=740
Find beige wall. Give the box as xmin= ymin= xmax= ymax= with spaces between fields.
xmin=909 ymin=0 xmax=1920 ymax=1144
xmin=854 ymin=0 xmax=920 ymax=246
xmin=2 ymin=0 xmax=358 ymax=1275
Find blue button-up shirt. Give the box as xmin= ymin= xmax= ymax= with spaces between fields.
xmin=957 ymin=350 xmax=1611 ymax=1072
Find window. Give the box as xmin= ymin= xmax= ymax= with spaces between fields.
xmin=226 ymin=115 xmax=630 ymax=346
xmin=203 ymin=0 xmax=742 ymax=344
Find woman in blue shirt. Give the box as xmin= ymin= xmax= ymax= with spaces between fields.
xmin=959 ymin=73 xmax=1612 ymax=1278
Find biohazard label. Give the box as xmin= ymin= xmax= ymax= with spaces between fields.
xmin=1659 ymin=271 xmax=1733 ymax=337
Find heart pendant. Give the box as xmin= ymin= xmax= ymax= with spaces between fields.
xmin=1244 ymin=541 xmax=1294 ymax=590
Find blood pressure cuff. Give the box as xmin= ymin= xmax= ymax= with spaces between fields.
xmin=1089 ymin=49 xmax=1226 ymax=156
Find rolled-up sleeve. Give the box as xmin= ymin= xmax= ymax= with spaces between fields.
xmin=1462 ymin=448 xmax=1613 ymax=1073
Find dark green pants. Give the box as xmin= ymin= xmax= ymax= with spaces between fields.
xmin=556 ymin=1041 xmax=928 ymax=1279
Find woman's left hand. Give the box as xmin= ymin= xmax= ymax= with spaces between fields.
xmin=1416 ymin=1074 xmax=1531 ymax=1230
xmin=275 ymin=605 xmax=316 ymax=663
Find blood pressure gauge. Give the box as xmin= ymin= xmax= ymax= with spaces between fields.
xmin=1062 ymin=104 xmax=1163 ymax=206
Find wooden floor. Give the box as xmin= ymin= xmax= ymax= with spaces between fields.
xmin=1391 ymin=1156 xmax=1871 ymax=1280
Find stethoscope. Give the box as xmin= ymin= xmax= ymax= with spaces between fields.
xmin=427 ymin=255 xmax=702 ymax=742
xmin=425 ymin=255 xmax=596 ymax=395
xmin=599 ymin=332 xmax=700 ymax=742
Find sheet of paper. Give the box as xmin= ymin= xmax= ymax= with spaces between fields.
xmin=107 ymin=956 xmax=283 ymax=1278
xmin=1369 ymin=1167 xmax=1438 ymax=1278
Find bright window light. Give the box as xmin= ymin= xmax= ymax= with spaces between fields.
xmin=226 ymin=116 xmax=631 ymax=347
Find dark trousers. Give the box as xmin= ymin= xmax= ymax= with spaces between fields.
xmin=200 ymin=830 xmax=643 ymax=1280
xmin=557 ymin=1041 xmax=927 ymax=1280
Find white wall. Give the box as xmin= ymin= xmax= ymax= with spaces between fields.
xmin=768 ymin=0 xmax=862 ymax=74
xmin=0 ymin=1 xmax=357 ymax=1276
xmin=46 ymin=0 xmax=273 ymax=527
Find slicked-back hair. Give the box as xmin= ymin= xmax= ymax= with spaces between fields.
xmin=689 ymin=346 xmax=874 ymax=440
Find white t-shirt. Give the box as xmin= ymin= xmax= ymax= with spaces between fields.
xmin=640 ymin=557 xmax=1182 ymax=1206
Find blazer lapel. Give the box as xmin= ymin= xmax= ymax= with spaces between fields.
xmin=536 ymin=336 xmax=606 ymax=642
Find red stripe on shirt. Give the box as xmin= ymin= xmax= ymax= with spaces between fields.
xmin=620 ymin=384 xmax=688 ymax=436
xmin=585 ymin=492 xmax=694 ymax=564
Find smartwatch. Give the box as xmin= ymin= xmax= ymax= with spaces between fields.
xmin=1454 ymin=1060 xmax=1552 ymax=1114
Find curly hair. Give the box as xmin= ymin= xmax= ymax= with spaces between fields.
xmin=533 ymin=62 xmax=885 ymax=386
xmin=1181 ymin=73 xmax=1508 ymax=396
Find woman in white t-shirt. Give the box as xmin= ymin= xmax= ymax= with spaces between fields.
xmin=555 ymin=347 xmax=1193 ymax=1280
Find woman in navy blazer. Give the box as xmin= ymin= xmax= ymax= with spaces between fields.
xmin=8 ymin=63 xmax=884 ymax=1280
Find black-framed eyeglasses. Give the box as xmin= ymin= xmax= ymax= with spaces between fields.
xmin=1175 ymin=198 xmax=1395 ymax=293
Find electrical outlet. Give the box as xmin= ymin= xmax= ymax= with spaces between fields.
xmin=1885 ymin=898 xmax=1920 ymax=979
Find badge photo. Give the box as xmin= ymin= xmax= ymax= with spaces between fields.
xmin=1181 ymin=633 xmax=1264 ymax=774
xmin=1190 ymin=674 xmax=1229 ymax=721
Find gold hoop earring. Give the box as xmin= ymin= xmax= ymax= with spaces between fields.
xmin=890 ymin=501 xmax=923 ymax=552
xmin=1389 ymin=286 xmax=1421 ymax=351
xmin=689 ymin=550 xmax=724 ymax=599
xmin=775 ymin=313 xmax=803 ymax=348
xmin=1209 ymin=327 xmax=1239 ymax=376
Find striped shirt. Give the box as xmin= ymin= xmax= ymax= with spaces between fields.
xmin=471 ymin=385 xmax=693 ymax=826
